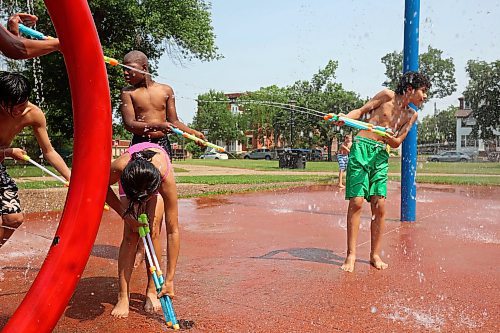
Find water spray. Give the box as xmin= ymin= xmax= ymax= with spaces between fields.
xmin=22 ymin=155 xmax=110 ymax=210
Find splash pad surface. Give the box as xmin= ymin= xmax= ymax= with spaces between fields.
xmin=1 ymin=183 xmax=499 ymax=332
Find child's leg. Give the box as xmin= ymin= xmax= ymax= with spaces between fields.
xmin=0 ymin=213 xmax=23 ymax=247
xmin=341 ymin=197 xmax=364 ymax=272
xmin=143 ymin=195 xmax=165 ymax=313
xmin=111 ymin=218 xmax=140 ymax=318
xmin=369 ymin=196 xmax=388 ymax=270
xmin=338 ymin=170 xmax=345 ymax=188
xmin=133 ymin=236 xmax=146 ymax=268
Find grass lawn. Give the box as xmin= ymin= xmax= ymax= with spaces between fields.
xmin=176 ymin=174 xmax=331 ymax=185
xmin=175 ymin=158 xmax=500 ymax=175
xmin=10 ymin=157 xmax=500 ymax=189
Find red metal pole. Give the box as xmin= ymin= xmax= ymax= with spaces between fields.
xmin=2 ymin=0 xmax=111 ymax=331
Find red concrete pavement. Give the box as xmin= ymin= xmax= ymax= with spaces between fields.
xmin=1 ymin=182 xmax=499 ymax=332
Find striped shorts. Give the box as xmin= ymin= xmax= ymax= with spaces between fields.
xmin=337 ymin=154 xmax=349 ymax=171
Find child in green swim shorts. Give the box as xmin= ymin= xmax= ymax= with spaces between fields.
xmin=336 ymin=71 xmax=431 ymax=272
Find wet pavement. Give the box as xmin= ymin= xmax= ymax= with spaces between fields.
xmin=1 ymin=182 xmax=499 ymax=332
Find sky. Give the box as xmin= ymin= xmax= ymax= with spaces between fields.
xmin=158 ymin=0 xmax=499 ymax=123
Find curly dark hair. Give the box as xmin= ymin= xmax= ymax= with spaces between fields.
xmin=0 ymin=71 xmax=31 ymax=116
xmin=121 ymin=149 xmax=161 ymax=219
xmin=395 ymin=71 xmax=431 ymax=95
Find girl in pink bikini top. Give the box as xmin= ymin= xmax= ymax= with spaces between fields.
xmin=119 ymin=142 xmax=172 ymax=217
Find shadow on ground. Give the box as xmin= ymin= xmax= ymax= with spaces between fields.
xmin=253 ymin=247 xmax=370 ymax=266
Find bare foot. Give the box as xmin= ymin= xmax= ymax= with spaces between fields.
xmin=133 ymin=247 xmax=145 ymax=268
xmin=111 ymin=294 xmax=129 ymax=318
xmin=340 ymin=254 xmax=356 ymax=272
xmin=144 ymin=292 xmax=162 ymax=313
xmin=370 ymin=254 xmax=388 ymax=270
xmin=339 ymin=184 xmax=345 ymax=189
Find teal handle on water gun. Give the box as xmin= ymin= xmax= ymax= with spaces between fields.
xmin=324 ymin=113 xmax=393 ymax=137
xmin=170 ymin=126 xmax=226 ymax=152
xmin=137 ymin=214 xmax=179 ymax=330
xmin=18 ymin=23 xmax=51 ymax=40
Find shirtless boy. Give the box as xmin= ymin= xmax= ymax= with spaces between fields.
xmin=0 ymin=72 xmax=70 ymax=246
xmin=338 ymin=71 xmax=430 ymax=272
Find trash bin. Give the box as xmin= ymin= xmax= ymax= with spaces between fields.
xmin=278 ymin=151 xmax=306 ymax=169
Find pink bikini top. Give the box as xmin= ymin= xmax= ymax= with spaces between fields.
xmin=126 ymin=142 xmax=172 ymax=180
xmin=118 ymin=143 xmax=172 ymax=197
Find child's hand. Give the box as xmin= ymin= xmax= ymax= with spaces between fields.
xmin=192 ymin=130 xmax=206 ymax=140
xmin=157 ymin=279 xmax=175 ymax=299
xmin=164 ymin=122 xmax=175 ymax=133
xmin=382 ymin=133 xmax=398 ymax=148
xmin=123 ymin=215 xmax=143 ymax=232
xmin=8 ymin=13 xmax=38 ymax=36
xmin=332 ymin=113 xmax=346 ymax=127
xmin=6 ymin=148 xmax=28 ymax=161
xmin=191 ymin=130 xmax=206 ymax=147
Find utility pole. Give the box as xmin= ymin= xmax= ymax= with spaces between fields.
xmin=289 ymin=100 xmax=296 ymax=147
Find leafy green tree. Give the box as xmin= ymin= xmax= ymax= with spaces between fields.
xmin=463 ymin=60 xmax=500 ymax=140
xmin=1 ymin=0 xmax=220 ymax=140
xmin=238 ymin=86 xmax=291 ymax=148
xmin=288 ymin=60 xmax=363 ymax=160
xmin=417 ymin=106 xmax=457 ymax=144
xmin=185 ymin=141 xmax=203 ymax=158
xmin=192 ymin=90 xmax=242 ymax=146
xmin=381 ymin=46 xmax=457 ymax=99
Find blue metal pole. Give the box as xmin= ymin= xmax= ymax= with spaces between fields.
xmin=401 ymin=0 xmax=420 ymax=222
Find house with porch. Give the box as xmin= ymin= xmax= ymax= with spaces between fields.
xmin=455 ymin=97 xmax=500 ymax=157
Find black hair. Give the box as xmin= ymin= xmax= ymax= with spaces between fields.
xmin=0 ymin=71 xmax=31 ymax=115
xmin=121 ymin=149 xmax=161 ymax=219
xmin=123 ymin=50 xmax=148 ymax=68
xmin=395 ymin=71 xmax=431 ymax=95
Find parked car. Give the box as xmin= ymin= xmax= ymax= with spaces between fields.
xmin=487 ymin=151 xmax=500 ymax=162
xmin=199 ymin=151 xmax=229 ymax=160
xmin=426 ymin=151 xmax=471 ymax=162
xmin=310 ymin=149 xmax=324 ymax=161
xmin=243 ymin=148 xmax=276 ymax=160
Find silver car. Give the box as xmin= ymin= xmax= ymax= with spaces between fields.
xmin=243 ymin=149 xmax=276 ymax=160
xmin=426 ymin=151 xmax=471 ymax=162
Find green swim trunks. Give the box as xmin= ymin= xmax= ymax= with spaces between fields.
xmin=345 ymin=136 xmax=389 ymax=201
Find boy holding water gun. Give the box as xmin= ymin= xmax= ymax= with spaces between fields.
xmin=336 ymin=71 xmax=430 ymax=272
xmin=1 ymin=13 xmax=59 ymax=59
xmin=119 ymin=50 xmax=205 ymax=158
xmin=0 ymin=72 xmax=70 ymax=247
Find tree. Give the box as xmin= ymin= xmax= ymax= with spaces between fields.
xmin=238 ymin=86 xmax=291 ymax=148
xmin=417 ymin=106 xmax=457 ymax=145
xmin=463 ymin=60 xmax=500 ymax=140
xmin=1 ymin=0 xmax=220 ymax=139
xmin=192 ymin=90 xmax=241 ymax=146
xmin=381 ymin=46 xmax=457 ymax=99
xmin=288 ymin=60 xmax=363 ymax=160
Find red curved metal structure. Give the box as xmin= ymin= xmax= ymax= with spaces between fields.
xmin=2 ymin=0 xmax=111 ymax=332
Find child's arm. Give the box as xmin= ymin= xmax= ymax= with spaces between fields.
xmin=383 ymin=111 xmax=418 ymax=148
xmin=106 ymin=157 xmax=127 ymax=216
xmin=343 ymin=89 xmax=392 ymax=121
xmin=30 ymin=106 xmax=71 ymax=180
xmin=158 ymin=169 xmax=179 ymax=296
xmin=165 ymin=86 xmax=206 ymax=140
xmin=340 ymin=144 xmax=350 ymax=153
xmin=105 ymin=157 xmax=143 ymax=230
xmin=1 ymin=147 xmax=27 ymax=162
xmin=0 ymin=13 xmax=59 ymax=59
